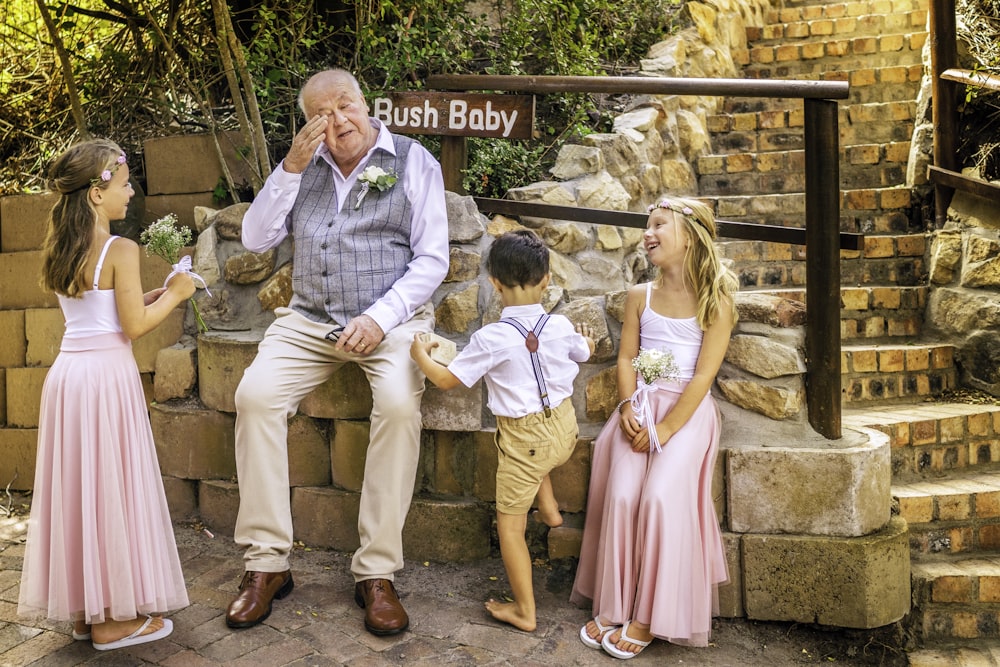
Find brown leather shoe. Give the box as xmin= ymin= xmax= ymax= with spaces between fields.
xmin=226 ymin=570 xmax=294 ymax=629
xmin=354 ymin=578 xmax=409 ymax=635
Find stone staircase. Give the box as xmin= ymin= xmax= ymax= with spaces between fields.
xmin=702 ymin=0 xmax=1000 ymax=660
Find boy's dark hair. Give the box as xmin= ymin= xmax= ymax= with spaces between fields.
xmin=486 ymin=230 xmax=549 ymax=287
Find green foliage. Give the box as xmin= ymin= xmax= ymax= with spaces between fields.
xmin=462 ymin=138 xmax=548 ymax=199
xmin=1 ymin=0 xmax=685 ymax=198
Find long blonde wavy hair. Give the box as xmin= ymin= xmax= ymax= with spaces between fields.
xmin=649 ymin=196 xmax=739 ymax=330
xmin=40 ymin=139 xmax=124 ymax=297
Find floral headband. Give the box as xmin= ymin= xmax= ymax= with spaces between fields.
xmin=647 ymin=198 xmax=708 ymax=230
xmin=90 ymin=152 xmax=127 ymax=186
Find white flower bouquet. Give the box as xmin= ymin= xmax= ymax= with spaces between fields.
xmin=631 ymin=347 xmax=679 ymax=385
xmin=354 ymin=165 xmax=398 ymax=209
xmin=140 ymin=213 xmax=209 ymax=333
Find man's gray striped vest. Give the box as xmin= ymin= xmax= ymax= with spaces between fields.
xmin=287 ymin=134 xmax=414 ymax=325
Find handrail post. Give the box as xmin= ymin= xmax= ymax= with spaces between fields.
xmin=930 ymin=0 xmax=958 ymax=226
xmin=804 ymin=98 xmax=842 ymax=439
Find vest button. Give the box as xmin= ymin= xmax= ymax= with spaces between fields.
xmin=322 ymin=271 xmax=328 ymax=277
xmin=320 ymin=243 xmax=328 ymax=250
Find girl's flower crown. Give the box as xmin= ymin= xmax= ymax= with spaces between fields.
xmin=90 ymin=152 xmax=127 ymax=186
xmin=647 ymin=198 xmax=708 ymax=230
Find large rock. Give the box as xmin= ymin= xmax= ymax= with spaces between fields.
xmin=742 ymin=517 xmax=910 ymax=629
xmin=727 ymin=427 xmax=891 ymax=537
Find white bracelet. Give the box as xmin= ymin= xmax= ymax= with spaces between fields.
xmin=615 ymin=398 xmax=630 ymax=413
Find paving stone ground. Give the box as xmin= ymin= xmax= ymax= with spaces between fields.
xmin=0 ymin=508 xmax=912 ymax=666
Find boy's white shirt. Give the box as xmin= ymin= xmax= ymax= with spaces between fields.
xmin=447 ymin=304 xmax=591 ymax=418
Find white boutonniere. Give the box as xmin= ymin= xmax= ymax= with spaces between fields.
xmin=631 ymin=347 xmax=679 ymax=385
xmin=354 ymin=165 xmax=398 ymax=209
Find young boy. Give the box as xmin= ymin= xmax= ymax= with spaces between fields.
xmin=411 ymin=229 xmax=595 ymax=632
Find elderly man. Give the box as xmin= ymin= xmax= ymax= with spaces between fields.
xmin=225 ymin=69 xmax=449 ymax=636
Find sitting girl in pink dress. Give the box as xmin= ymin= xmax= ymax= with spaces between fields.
xmin=570 ymin=196 xmax=738 ymax=659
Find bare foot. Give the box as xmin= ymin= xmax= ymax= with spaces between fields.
xmin=72 ymin=620 xmax=90 ymax=637
xmin=91 ymin=616 xmax=166 ymax=645
xmin=532 ymin=505 xmax=563 ymax=528
xmin=484 ymin=599 xmax=536 ymax=632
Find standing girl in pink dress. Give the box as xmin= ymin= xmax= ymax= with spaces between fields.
xmin=570 ymin=197 xmax=738 ymax=659
xmin=18 ymin=139 xmax=194 ymax=650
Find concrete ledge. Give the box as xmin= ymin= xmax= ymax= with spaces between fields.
xmin=403 ymin=496 xmax=491 ymax=562
xmin=150 ymin=402 xmax=236 ymax=479
xmin=199 ymin=479 xmax=241 ymax=537
xmin=197 ymin=330 xmax=261 ymax=412
xmin=742 ymin=516 xmax=910 ymax=628
xmin=727 ymin=426 xmax=891 ymax=537
xmin=162 ymin=475 xmax=198 ymax=521
xmin=0 ymin=428 xmax=37 ymax=490
xmin=0 ymin=192 xmax=57 ymax=252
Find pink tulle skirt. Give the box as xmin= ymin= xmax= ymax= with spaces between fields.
xmin=18 ymin=333 xmax=189 ymax=624
xmin=570 ymin=381 xmax=728 ymax=647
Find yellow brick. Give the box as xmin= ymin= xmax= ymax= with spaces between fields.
xmin=939 ymin=416 xmax=966 ymax=443
xmin=981 ymin=577 xmax=1000 ymax=603
xmin=849 ymin=144 xmax=881 ymax=165
xmin=842 ymin=287 xmax=870 ymax=310
xmin=758 ymin=111 xmax=786 ymax=129
xmin=726 ymin=153 xmax=754 ymax=173
xmin=897 ymin=494 xmax=933 ymax=523
xmin=884 ymin=142 xmax=910 ymax=164
xmin=851 ymin=69 xmax=877 ymax=87
xmin=732 ymin=113 xmax=757 ymax=132
xmin=912 ymin=420 xmax=938 ymax=445
xmin=853 ymin=37 xmax=878 ymax=54
xmin=864 ymin=236 xmax=895 ymax=258
xmin=801 ymin=42 xmax=826 ymax=59
xmin=851 ymin=349 xmax=878 ymax=373
xmin=872 ymin=287 xmax=902 ymax=309
xmin=932 ymin=576 xmax=973 ymax=603
xmin=881 ymin=188 xmax=912 ymax=209
xmin=905 ymin=347 xmax=930 ymax=371
xmin=761 ymin=242 xmax=793 ymax=262
xmin=968 ymin=412 xmax=991 ymax=436
xmin=937 ymin=494 xmax=971 ymax=521
xmin=776 ymin=44 xmax=800 ymax=61
xmin=750 ymin=47 xmax=774 ymax=64
xmin=951 ymin=611 xmax=980 ymax=639
xmin=879 ymin=34 xmax=905 ymax=52
xmin=896 ymin=234 xmax=927 ymax=256
xmin=931 ymin=346 xmax=954 ymax=369
xmin=879 ymin=349 xmax=904 ymax=372
xmin=976 ymin=491 xmax=1000 ymax=518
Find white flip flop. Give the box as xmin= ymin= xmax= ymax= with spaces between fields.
xmin=71 ymin=629 xmax=91 ymax=640
xmin=579 ymin=616 xmax=620 ymax=649
xmin=92 ymin=616 xmax=173 ymax=651
xmin=601 ymin=621 xmax=652 ymax=659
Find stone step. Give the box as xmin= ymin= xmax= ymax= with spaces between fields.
xmin=908 ymin=554 xmax=1000 ymax=644
xmin=750 ymin=9 xmax=928 ymax=44
xmin=741 ymin=32 xmax=926 ymax=78
xmin=841 ymin=342 xmax=957 ymax=404
xmin=707 ymin=102 xmax=916 ymax=154
xmin=710 ymin=187 xmax=919 ymax=234
xmin=717 ymin=233 xmax=928 ymax=290
xmin=763 ymin=0 xmax=926 ymax=23
xmin=847 ymin=403 xmax=1000 ymax=483
xmin=697 ymin=146 xmax=908 ymax=192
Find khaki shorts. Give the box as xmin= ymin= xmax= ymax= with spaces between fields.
xmin=494 ymin=399 xmax=579 ymax=515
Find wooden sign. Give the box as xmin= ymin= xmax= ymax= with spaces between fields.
xmin=372 ymin=92 xmax=534 ymax=139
